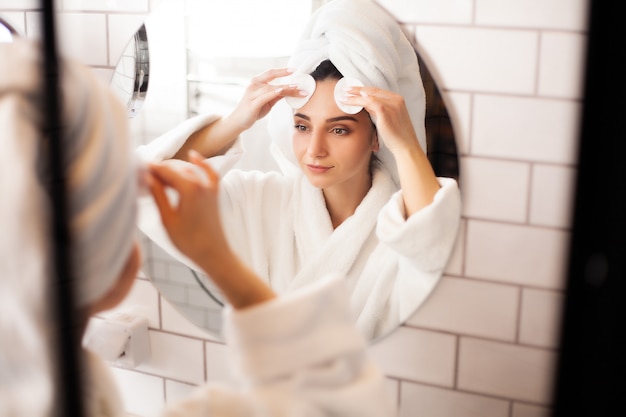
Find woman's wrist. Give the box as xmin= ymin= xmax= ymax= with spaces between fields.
xmin=198 ymin=246 xmax=276 ymax=310
xmin=387 ymin=135 xmax=423 ymax=159
xmin=174 ymin=114 xmax=244 ymax=160
xmin=223 ymin=109 xmax=252 ymax=132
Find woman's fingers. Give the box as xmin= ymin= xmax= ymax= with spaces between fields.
xmin=240 ymin=84 xmax=302 ymax=123
xmin=188 ymin=150 xmax=219 ymax=186
xmin=236 ymin=68 xmax=306 ymax=125
xmin=340 ymin=86 xmax=394 ymax=108
xmin=148 ymin=153 xmax=222 ymax=203
xmin=253 ymin=85 xmax=302 ymax=107
xmin=147 ymin=159 xmax=211 ymax=218
xmin=250 ymin=67 xmax=308 ymax=103
xmin=345 ymin=87 xmax=408 ymax=120
xmin=146 ymin=154 xmax=231 ymax=266
xmin=146 ymin=170 xmax=174 ymax=219
xmin=154 ymin=158 xmax=211 ymax=186
xmin=340 ymin=86 xmax=419 ymax=152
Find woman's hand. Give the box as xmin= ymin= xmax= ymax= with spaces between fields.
xmin=146 ymin=151 xmax=276 ymax=308
xmin=147 ymin=151 xmax=228 ymax=265
xmin=340 ymin=86 xmax=441 ymax=216
xmin=174 ymin=68 xmax=305 ymax=161
xmin=341 ymin=87 xmax=420 ymax=156
xmin=229 ymin=67 xmax=306 ymax=131
xmin=174 ymin=68 xmax=304 ymax=160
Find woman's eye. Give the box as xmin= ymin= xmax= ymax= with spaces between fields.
xmin=332 ymin=127 xmax=348 ymax=135
xmin=294 ymin=124 xmax=308 ymax=132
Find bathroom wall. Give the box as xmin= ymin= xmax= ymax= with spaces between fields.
xmin=0 ymin=0 xmax=589 ymax=416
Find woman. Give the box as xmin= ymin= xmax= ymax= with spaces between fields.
xmin=2 ymin=37 xmax=394 ymax=417
xmin=140 ymin=0 xmax=461 ymax=340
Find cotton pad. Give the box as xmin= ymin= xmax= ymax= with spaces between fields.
xmin=334 ymin=76 xmax=364 ymax=114
xmin=277 ymin=72 xmax=316 ymax=109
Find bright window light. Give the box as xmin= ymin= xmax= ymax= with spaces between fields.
xmin=186 ymin=0 xmax=312 ymax=58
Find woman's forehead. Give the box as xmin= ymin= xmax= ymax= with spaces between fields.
xmin=294 ymin=79 xmax=368 ymax=122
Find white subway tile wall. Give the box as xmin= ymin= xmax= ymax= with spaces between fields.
xmin=461 ymin=157 xmax=531 ymax=223
xmin=519 ymin=288 xmax=565 ymax=348
xmin=57 ymin=13 xmax=108 ymax=65
xmin=400 ymin=383 xmax=510 ymax=417
xmin=443 ymin=219 xmax=465 ymax=276
xmin=417 ymin=27 xmax=540 ymax=94
xmin=529 ymin=164 xmax=577 ymax=228
xmin=465 ymin=220 xmax=569 ymax=288
xmin=107 ymin=14 xmax=148 ymax=65
xmin=407 ymin=276 xmax=519 ymax=342
xmin=137 ymin=331 xmax=205 ymax=384
xmin=457 ymin=338 xmax=558 ymax=404
xmin=164 ymin=379 xmax=197 ymax=405
xmin=538 ymin=32 xmax=586 ymax=99
xmin=0 ymin=0 xmax=588 ymax=415
xmin=474 ymin=0 xmax=588 ymax=30
xmin=370 ymin=326 xmax=457 ymax=386
xmin=0 ymin=0 xmax=38 ymax=9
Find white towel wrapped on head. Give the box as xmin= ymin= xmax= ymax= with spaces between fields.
xmin=268 ymin=0 xmax=427 ymax=186
xmin=1 ymin=39 xmax=137 ymax=311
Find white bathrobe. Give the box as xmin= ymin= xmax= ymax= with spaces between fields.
xmin=84 ymin=276 xmax=395 ymax=417
xmin=138 ymin=116 xmax=461 ymax=341
xmin=217 ymin=164 xmax=460 ymax=340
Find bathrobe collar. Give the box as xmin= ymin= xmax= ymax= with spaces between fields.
xmin=289 ymin=166 xmax=396 ymax=290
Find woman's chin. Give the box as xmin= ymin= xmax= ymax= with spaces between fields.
xmin=303 ymin=173 xmax=331 ymax=189
xmin=306 ymin=178 xmax=327 ymax=189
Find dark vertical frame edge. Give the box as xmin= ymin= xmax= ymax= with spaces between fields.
xmin=552 ymin=0 xmax=626 ymax=415
xmin=40 ymin=1 xmax=85 ymax=417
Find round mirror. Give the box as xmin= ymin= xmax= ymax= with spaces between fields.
xmin=122 ymin=0 xmax=460 ymax=342
xmin=110 ymin=24 xmax=149 ymax=118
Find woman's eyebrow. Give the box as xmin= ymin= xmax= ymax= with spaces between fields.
xmin=293 ymin=113 xmax=358 ymax=123
xmin=326 ymin=116 xmax=358 ymax=123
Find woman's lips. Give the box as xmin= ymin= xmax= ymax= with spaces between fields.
xmin=306 ymin=164 xmax=332 ymax=174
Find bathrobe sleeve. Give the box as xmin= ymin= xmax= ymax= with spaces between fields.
xmin=135 ymin=113 xmax=245 ymax=176
xmin=377 ymin=177 xmax=461 ymax=272
xmin=160 ymin=275 xmax=396 ymax=417
xmin=363 ymin=177 xmax=461 ymax=335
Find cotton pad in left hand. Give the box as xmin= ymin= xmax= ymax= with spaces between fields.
xmin=281 ymin=72 xmax=316 ymax=109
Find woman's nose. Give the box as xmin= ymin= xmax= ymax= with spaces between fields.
xmin=307 ymin=132 xmax=327 ymax=157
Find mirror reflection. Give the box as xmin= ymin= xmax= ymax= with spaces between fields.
xmin=110 ymin=24 xmax=149 ymax=118
xmin=127 ymin=0 xmax=461 ymax=342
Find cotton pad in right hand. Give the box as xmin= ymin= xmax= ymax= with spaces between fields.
xmin=334 ymin=77 xmax=364 ymax=114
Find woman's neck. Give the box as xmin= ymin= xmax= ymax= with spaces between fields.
xmin=322 ymin=171 xmax=373 ymax=229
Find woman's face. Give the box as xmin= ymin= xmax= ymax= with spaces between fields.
xmin=292 ymin=78 xmax=378 ymax=191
